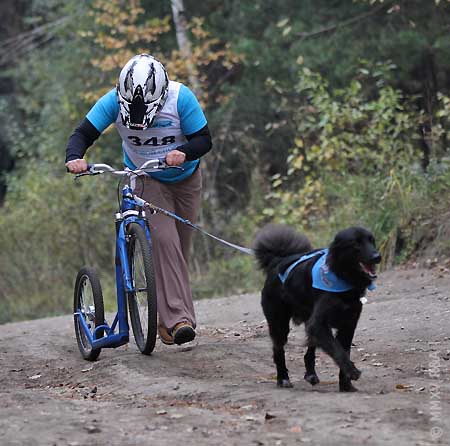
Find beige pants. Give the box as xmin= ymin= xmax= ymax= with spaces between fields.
xmin=134 ymin=168 xmax=202 ymax=331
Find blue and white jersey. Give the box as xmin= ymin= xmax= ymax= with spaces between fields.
xmin=86 ymin=81 xmax=207 ymax=183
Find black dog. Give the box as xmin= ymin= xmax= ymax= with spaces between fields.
xmin=253 ymin=224 xmax=381 ymax=392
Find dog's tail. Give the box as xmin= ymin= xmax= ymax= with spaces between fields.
xmin=253 ymin=224 xmax=312 ymax=273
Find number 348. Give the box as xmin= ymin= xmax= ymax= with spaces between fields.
xmin=128 ymin=135 xmax=176 ymax=146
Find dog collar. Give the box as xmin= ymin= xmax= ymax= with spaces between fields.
xmin=278 ymin=249 xmax=376 ymax=293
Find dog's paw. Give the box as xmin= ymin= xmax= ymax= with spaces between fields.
xmin=304 ymin=372 xmax=320 ymax=386
xmin=339 ymin=381 xmax=359 ymax=392
xmin=342 ymin=362 xmax=361 ymax=381
xmin=277 ymin=379 xmax=293 ymax=388
xmin=350 ymin=366 xmax=361 ymax=381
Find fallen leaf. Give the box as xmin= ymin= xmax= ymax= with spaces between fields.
xmin=241 ymin=405 xmax=255 ymax=410
xmin=84 ymin=425 xmax=101 ymax=434
xmin=28 ymin=374 xmax=41 ymax=380
xmin=170 ymin=413 xmax=184 ymax=419
xmin=395 ymin=384 xmax=412 ymax=390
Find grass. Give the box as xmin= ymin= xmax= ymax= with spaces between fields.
xmin=1 ymin=161 xmax=449 ymax=324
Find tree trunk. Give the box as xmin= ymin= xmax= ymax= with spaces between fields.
xmin=419 ymin=49 xmax=439 ymax=170
xmin=170 ymin=0 xmax=219 ymax=221
xmin=170 ymin=0 xmax=202 ymax=97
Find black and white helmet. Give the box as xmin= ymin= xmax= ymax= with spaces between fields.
xmin=117 ymin=54 xmax=169 ymax=130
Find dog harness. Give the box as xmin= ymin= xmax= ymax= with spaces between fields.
xmin=278 ymin=249 xmax=375 ymax=292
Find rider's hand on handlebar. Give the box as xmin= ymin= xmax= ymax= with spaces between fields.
xmin=165 ymin=150 xmax=186 ymax=167
xmin=66 ymin=159 xmax=88 ymax=174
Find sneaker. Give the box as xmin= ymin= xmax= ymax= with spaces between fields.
xmin=172 ymin=322 xmax=196 ymax=345
xmin=158 ymin=325 xmax=174 ymax=345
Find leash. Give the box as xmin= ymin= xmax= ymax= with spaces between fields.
xmin=142 ymin=200 xmax=254 ymax=256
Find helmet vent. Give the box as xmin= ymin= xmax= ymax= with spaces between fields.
xmin=124 ymin=60 xmax=137 ymax=96
xmin=145 ymin=63 xmax=156 ymax=96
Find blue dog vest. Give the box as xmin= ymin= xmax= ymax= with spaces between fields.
xmin=278 ymin=249 xmax=375 ymax=292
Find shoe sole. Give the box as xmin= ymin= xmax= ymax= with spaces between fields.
xmin=158 ymin=328 xmax=174 ymax=345
xmin=173 ymin=326 xmax=196 ymax=345
xmin=159 ymin=337 xmax=174 ymax=345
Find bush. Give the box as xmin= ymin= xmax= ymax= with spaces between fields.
xmin=262 ymin=64 xmax=450 ymax=265
xmin=0 ymin=165 xmax=117 ymax=323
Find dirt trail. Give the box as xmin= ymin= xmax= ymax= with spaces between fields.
xmin=0 ymin=267 xmax=449 ymax=446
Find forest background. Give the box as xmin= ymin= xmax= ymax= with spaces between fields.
xmin=0 ymin=0 xmax=449 ymax=323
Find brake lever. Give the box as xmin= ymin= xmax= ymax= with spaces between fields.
xmin=74 ymin=169 xmax=102 ymax=180
xmin=158 ymin=160 xmax=184 ymax=171
xmin=74 ymin=172 xmax=91 ymax=180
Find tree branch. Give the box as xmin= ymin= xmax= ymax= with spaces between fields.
xmin=296 ymin=2 xmax=393 ymax=40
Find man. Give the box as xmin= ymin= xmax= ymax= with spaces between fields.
xmin=65 ymin=54 xmax=212 ymax=345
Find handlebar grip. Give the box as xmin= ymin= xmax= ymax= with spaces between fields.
xmin=66 ymin=160 xmax=90 ymax=174
xmin=159 ymin=160 xmax=184 ymax=171
xmin=73 ymin=164 xmax=96 ymax=179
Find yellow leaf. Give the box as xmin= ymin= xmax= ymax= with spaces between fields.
xmin=276 ymin=18 xmax=290 ymax=28
xmin=282 ymin=26 xmax=292 ymax=37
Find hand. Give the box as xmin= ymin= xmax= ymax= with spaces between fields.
xmin=65 ymin=159 xmax=88 ymax=174
xmin=165 ymin=150 xmax=186 ymax=166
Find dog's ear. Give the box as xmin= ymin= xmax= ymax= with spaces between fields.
xmin=329 ymin=226 xmax=374 ymax=264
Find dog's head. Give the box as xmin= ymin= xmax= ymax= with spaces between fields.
xmin=327 ymin=227 xmax=381 ymax=288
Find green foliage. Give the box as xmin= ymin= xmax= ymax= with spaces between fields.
xmin=192 ymin=253 xmax=262 ymax=299
xmin=0 ymin=163 xmax=117 ymax=323
xmin=264 ymin=63 xmax=420 ymax=224
xmin=262 ymin=63 xmax=450 ymax=265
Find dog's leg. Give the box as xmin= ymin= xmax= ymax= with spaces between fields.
xmin=336 ymin=316 xmax=361 ymax=392
xmin=267 ymin=314 xmax=293 ymax=388
xmin=303 ymin=346 xmax=320 ymax=385
xmin=336 ymin=332 xmax=358 ymax=392
xmin=262 ymin=288 xmax=293 ymax=388
xmin=306 ymin=320 xmax=360 ymax=383
xmin=271 ymin=326 xmax=292 ymax=388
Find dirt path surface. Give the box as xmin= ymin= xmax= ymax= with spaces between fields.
xmin=1 ymin=267 xmax=450 ymax=446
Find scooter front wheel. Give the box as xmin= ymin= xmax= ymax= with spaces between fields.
xmin=73 ymin=266 xmax=105 ymax=361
